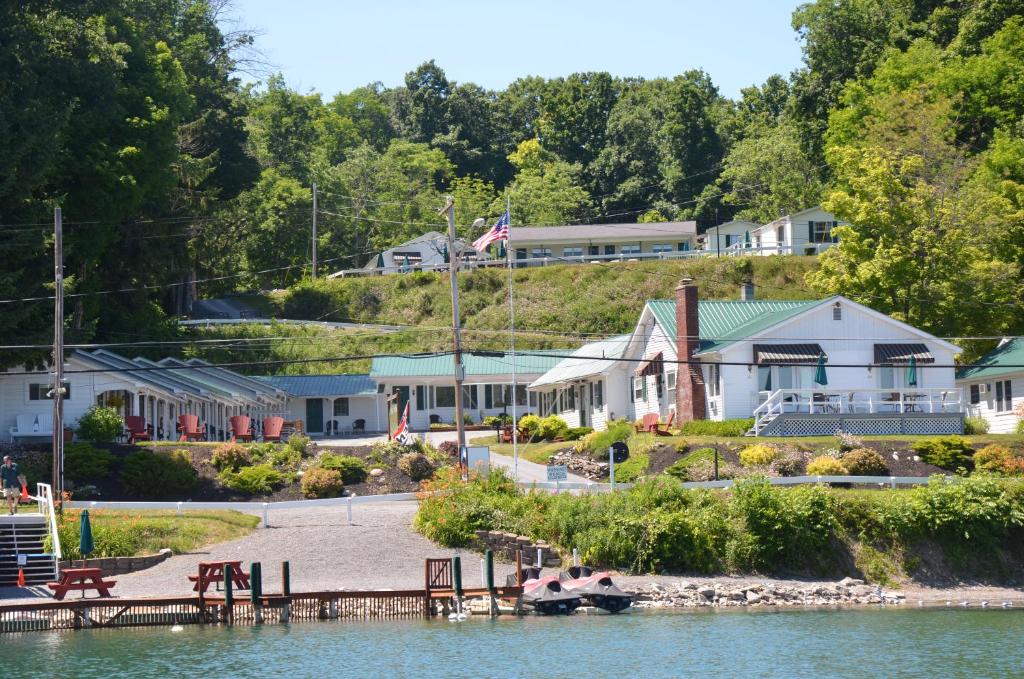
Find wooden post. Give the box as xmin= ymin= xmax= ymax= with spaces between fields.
xmin=485 ymin=548 xmax=498 ymax=617
xmin=251 ymin=562 xmax=262 ymax=624
xmin=197 ymin=564 xmax=206 ymax=622
xmin=223 ymin=568 xmax=234 ymax=624
xmin=280 ymin=561 xmax=290 ymax=623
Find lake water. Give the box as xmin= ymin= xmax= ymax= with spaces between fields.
xmin=6 ymin=608 xmax=1022 ymax=678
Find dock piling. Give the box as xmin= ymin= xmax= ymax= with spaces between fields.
xmin=280 ymin=561 xmax=291 ymax=623
xmin=224 ymin=570 xmax=234 ymax=624
xmin=251 ymin=562 xmax=263 ymax=624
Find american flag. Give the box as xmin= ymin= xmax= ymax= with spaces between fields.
xmin=472 ymin=210 xmax=510 ymax=252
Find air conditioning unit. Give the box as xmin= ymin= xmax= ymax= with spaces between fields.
xmin=978 ymin=384 xmax=989 ymax=394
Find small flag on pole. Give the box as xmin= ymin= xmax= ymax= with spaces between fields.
xmin=472 ymin=211 xmax=510 ymax=252
xmin=393 ymin=403 xmax=413 ymax=445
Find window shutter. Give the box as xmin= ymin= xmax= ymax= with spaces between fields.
xmin=808 ymin=221 xmax=815 ymax=243
xmin=641 ymin=376 xmax=648 ymax=401
xmin=629 ymin=377 xmax=635 ymax=402
xmin=485 ymin=385 xmax=493 ymax=409
xmin=996 ymin=380 xmax=1004 ymax=409
xmin=1007 ymin=379 xmax=1013 ymax=404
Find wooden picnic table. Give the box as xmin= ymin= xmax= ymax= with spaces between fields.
xmin=189 ymin=560 xmax=250 ymax=593
xmin=47 ymin=567 xmax=116 ymax=600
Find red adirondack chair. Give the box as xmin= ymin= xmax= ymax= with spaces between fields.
xmin=178 ymin=414 xmax=206 ymax=442
xmin=654 ymin=411 xmax=675 ymax=436
xmin=635 ymin=413 xmax=660 ymax=433
xmin=124 ymin=416 xmax=151 ymax=444
xmin=262 ymin=416 xmax=284 ymax=442
xmin=229 ymin=415 xmax=254 ymax=442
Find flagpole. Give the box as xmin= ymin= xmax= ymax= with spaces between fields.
xmin=506 ymin=195 xmax=519 ymax=481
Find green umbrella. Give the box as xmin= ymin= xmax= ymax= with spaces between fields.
xmin=497 ymin=241 xmax=506 ymax=260
xmin=744 ymin=230 xmax=751 ymax=246
xmin=79 ymin=510 xmax=94 ymax=559
xmin=441 ymin=244 xmax=449 ymax=263
xmin=375 ymin=252 xmax=384 ymax=269
xmin=906 ymin=355 xmax=918 ymax=387
xmin=813 ymin=354 xmax=828 ymax=386
xmin=402 ymin=254 xmax=410 ymax=269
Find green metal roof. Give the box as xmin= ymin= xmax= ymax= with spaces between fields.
xmin=254 ymin=374 xmax=378 ymax=397
xmin=646 ymin=299 xmax=823 ymax=354
xmin=957 ymin=338 xmax=1024 ymax=380
xmin=370 ymin=351 xmax=564 ymax=378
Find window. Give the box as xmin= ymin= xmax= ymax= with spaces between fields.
xmin=377 ymin=384 xmax=386 ymax=393
xmin=666 ymin=371 xmax=676 ymax=391
xmin=969 ymin=384 xmax=981 ymax=405
xmin=621 ymin=244 xmax=641 ymax=255
xmin=641 ymin=376 xmax=648 ymax=401
xmin=879 ymin=365 xmax=895 ymax=390
xmin=677 ymin=242 xmax=690 ymax=252
xmin=567 ymin=386 xmax=576 ymax=410
xmin=832 ymin=304 xmax=842 ymax=320
xmin=724 ymin=234 xmax=734 ymax=247
xmin=757 ymin=366 xmax=771 ymax=392
xmin=333 ymin=398 xmax=349 ymax=417
xmin=515 ymin=384 xmax=527 ymax=406
xmin=434 ymin=386 xmax=455 ymax=408
xmin=996 ymin=380 xmax=1013 ymax=412
xmin=630 ymin=376 xmax=638 ymax=402
xmin=594 ymin=380 xmax=604 ymax=409
xmin=415 ymin=385 xmax=426 ymax=410
xmin=588 ymin=245 xmax=600 ymax=256
xmin=29 ymin=383 xmax=70 ymax=400
xmin=393 ymin=252 xmax=422 ymax=265
xmin=810 ymin=220 xmax=839 ymax=244
xmin=462 ymin=385 xmax=478 ymax=410
xmin=652 ymin=243 xmax=673 ymax=254
xmin=776 ymin=225 xmax=785 ymax=246
xmin=529 ymin=391 xmax=537 ymax=407
xmin=562 ymin=247 xmax=583 ymax=258
xmin=531 ymin=248 xmax=552 ymax=258
xmin=604 ymin=245 xmax=616 ymax=255
xmin=707 ymin=364 xmax=721 ymax=397
xmin=515 ymin=248 xmax=527 ymax=260
xmin=656 ymin=373 xmax=664 ymax=398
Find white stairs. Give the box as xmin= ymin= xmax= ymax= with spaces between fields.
xmin=0 ymin=514 xmax=58 ymax=586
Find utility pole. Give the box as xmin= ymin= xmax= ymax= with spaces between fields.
xmin=311 ymin=183 xmax=318 ymax=279
xmin=52 ymin=207 xmax=65 ymax=510
xmin=439 ymin=197 xmax=467 ymax=460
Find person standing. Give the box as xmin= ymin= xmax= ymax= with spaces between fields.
xmin=2 ymin=455 xmax=27 ymax=515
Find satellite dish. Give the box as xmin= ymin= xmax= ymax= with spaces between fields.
xmin=472 ymin=217 xmax=486 ymax=228
xmin=610 ymin=441 xmax=629 ymax=463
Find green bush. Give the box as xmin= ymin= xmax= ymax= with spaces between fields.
xmin=806 ymin=456 xmax=847 ymax=476
xmin=318 ymin=453 xmax=369 ymax=484
xmin=219 ymin=464 xmax=286 ymax=496
xmin=398 ymin=452 xmax=435 ymax=481
xmin=286 ymin=435 xmax=311 ymax=456
xmin=267 ymin=446 xmax=302 ymax=471
xmin=538 ymin=415 xmax=569 ymax=441
xmin=739 ymin=444 xmax=777 ymax=467
xmin=301 ymin=467 xmax=344 ymax=498
xmin=665 ymin=448 xmax=717 ymax=481
xmin=210 ymin=443 xmax=251 ymax=472
xmin=973 ymin=444 xmax=1012 ymax=472
xmin=482 ymin=415 xmax=512 ymax=427
xmin=912 ymin=436 xmax=973 ymax=470
xmin=575 ymin=419 xmax=633 ymax=456
xmin=679 ymin=419 xmax=753 ymax=436
xmin=120 ymin=450 xmax=198 ymax=497
xmin=769 ymin=452 xmax=808 ymax=477
xmin=840 ymin=448 xmax=889 ymax=476
xmin=248 ymin=442 xmax=280 ymax=462
xmin=64 ymin=443 xmax=113 ymax=482
xmin=614 ymin=452 xmax=650 ymax=482
xmin=518 ymin=414 xmax=542 ymax=439
xmin=1017 ymin=420 xmax=1024 ymax=435
xmin=963 ymin=416 xmax=990 ymax=435
xmin=566 ymin=426 xmax=593 ymax=441
xmin=77 ymin=406 xmax=124 ymax=443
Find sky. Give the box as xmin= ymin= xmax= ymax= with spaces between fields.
xmin=227 ymin=0 xmax=807 ymax=99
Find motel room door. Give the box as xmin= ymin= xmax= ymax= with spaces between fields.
xmin=305 ymin=398 xmax=324 ymax=434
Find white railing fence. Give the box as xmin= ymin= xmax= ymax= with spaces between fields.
xmin=34 ymin=483 xmax=61 ymax=561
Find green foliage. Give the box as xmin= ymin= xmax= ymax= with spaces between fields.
xmin=973 ymin=445 xmax=1024 ymax=476
xmin=665 ymin=448 xmax=717 ymax=481
xmin=565 ymin=427 xmax=593 ymax=441
xmin=77 ymin=407 xmax=124 ymax=443
xmin=398 ymin=452 xmax=435 ymax=481
xmin=806 ymin=456 xmax=847 ymax=476
xmin=739 ymin=444 xmax=778 ymax=467
xmin=912 ymin=436 xmax=974 ymax=470
xmin=840 ymin=448 xmax=889 ymax=476
xmin=63 ymin=443 xmax=113 ymax=482
xmin=518 ymin=414 xmax=542 ymax=439
xmin=218 ymin=464 xmax=287 ymax=496
xmin=679 ymin=419 xmax=754 ymax=437
xmin=286 ymin=435 xmax=311 ymax=456
xmin=247 ymin=442 xmax=280 ymax=463
xmin=963 ymin=417 xmax=990 ymax=435
xmin=210 ymin=443 xmax=251 ymax=472
xmin=300 ymin=467 xmax=344 ymax=498
xmin=318 ymin=454 xmax=369 ymax=484
xmin=538 ymin=415 xmax=570 ymax=441
xmin=614 ymin=452 xmax=651 ymax=483
xmin=575 ymin=419 xmax=634 ymax=456
xmin=482 ymin=415 xmax=512 ymax=427
xmin=120 ymin=451 xmax=198 ymax=497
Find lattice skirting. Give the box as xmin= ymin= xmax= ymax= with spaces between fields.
xmin=773 ymin=415 xmax=963 ymax=437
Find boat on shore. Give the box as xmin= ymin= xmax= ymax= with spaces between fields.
xmin=559 ymin=566 xmax=632 ymax=613
xmin=509 ymin=567 xmax=582 ymax=615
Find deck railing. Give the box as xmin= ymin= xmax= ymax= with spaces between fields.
xmin=752 ymin=388 xmax=964 ymax=435
xmin=35 ymin=483 xmax=61 ymax=562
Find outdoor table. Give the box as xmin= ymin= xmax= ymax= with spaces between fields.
xmin=189 ymin=560 xmax=251 ymax=593
xmin=47 ymin=567 xmax=117 ymax=600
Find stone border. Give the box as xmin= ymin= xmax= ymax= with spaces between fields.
xmin=472 ymin=530 xmax=561 ymax=568
xmin=59 ymin=548 xmax=172 ymax=576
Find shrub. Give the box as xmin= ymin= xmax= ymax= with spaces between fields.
xmin=806 ymin=456 xmax=847 ymax=476
xmin=219 ymin=464 xmax=286 ymax=496
xmin=318 ymin=453 xmax=369 ymax=484
xmin=248 ymin=442 xmax=280 ymax=462
xmin=963 ymin=416 xmax=990 ymax=435
xmin=64 ymin=443 xmax=113 ymax=482
xmin=769 ymin=452 xmax=808 ymax=477
xmin=482 ymin=415 xmax=512 ymax=427
xmin=739 ymin=444 xmax=777 ymax=467
xmin=665 ymin=448 xmax=717 ymax=481
xmin=210 ymin=443 xmax=251 ymax=472
xmin=267 ymin=446 xmax=302 ymax=471
xmin=835 ymin=431 xmax=864 ymax=452
xmin=438 ymin=440 xmax=459 ymax=458
xmin=286 ymin=435 xmax=311 ymax=456
xmin=463 ymin=412 xmax=475 ymax=426
xmin=518 ymin=414 xmax=542 ymax=439
xmin=973 ymin=445 xmax=1016 ymax=474
xmin=538 ymin=415 xmax=569 ymax=441
xmin=77 ymin=406 xmax=124 ymax=443
xmin=1017 ymin=420 xmax=1024 ymax=435
xmin=398 ymin=452 xmax=435 ymax=481
xmin=911 ymin=436 xmax=973 ymax=470
xmin=840 ymin=448 xmax=889 ymax=476
xmin=120 ymin=450 xmax=198 ymax=497
xmin=566 ymin=426 xmax=593 ymax=441
xmin=678 ymin=457 xmax=739 ymax=482
xmin=301 ymin=467 xmax=344 ymax=498
xmin=614 ymin=452 xmax=650 ymax=482
xmin=575 ymin=419 xmax=633 ymax=456
xmin=678 ymin=419 xmax=753 ymax=437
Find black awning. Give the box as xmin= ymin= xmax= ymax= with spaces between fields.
xmin=753 ymin=343 xmax=826 ymax=364
xmin=635 ymin=352 xmax=663 ymax=376
xmin=874 ymin=343 xmax=935 ymax=364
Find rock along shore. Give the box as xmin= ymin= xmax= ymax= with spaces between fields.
xmin=632 ymin=577 xmax=905 ymax=608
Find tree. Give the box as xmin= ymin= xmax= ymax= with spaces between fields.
xmin=538 ymin=72 xmax=621 ymax=173
xmin=497 ymin=140 xmax=592 ymax=227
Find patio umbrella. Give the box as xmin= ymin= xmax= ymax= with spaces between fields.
xmin=374 ymin=252 xmax=384 ymax=269
xmin=79 ymin=510 xmax=94 ymax=559
xmin=906 ymin=355 xmax=918 ymax=387
xmin=814 ymin=354 xmax=828 ymax=386
xmin=402 ymin=254 xmax=410 ymax=269
xmin=497 ymin=240 xmax=506 ymax=260
xmin=744 ymin=230 xmax=751 ymax=247
xmin=441 ymin=244 xmax=449 ymax=263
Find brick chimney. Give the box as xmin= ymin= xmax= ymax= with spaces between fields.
xmin=675 ymin=278 xmax=707 ymax=422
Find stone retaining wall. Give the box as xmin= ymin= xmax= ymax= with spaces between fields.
xmin=59 ymin=548 xmax=172 ymax=576
xmin=472 ymin=530 xmax=562 ymax=568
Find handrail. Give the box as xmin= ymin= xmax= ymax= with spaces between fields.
xmin=36 ymin=483 xmax=61 ymax=560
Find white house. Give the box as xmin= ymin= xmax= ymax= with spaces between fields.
xmin=751 ymin=206 xmax=844 ymax=256
xmin=369 ymin=351 xmax=563 ymax=431
xmin=957 ymin=338 xmax=1024 ymax=433
xmin=335 ymin=231 xmax=488 ymax=277
xmin=509 ymin=222 xmax=698 ymax=263
xmin=255 ymin=374 xmax=385 ymax=435
xmin=700 ymin=220 xmax=760 ymax=253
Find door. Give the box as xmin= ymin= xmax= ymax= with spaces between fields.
xmin=305 ymin=398 xmax=324 ymax=433
xmin=578 ymin=385 xmax=588 ymax=427
xmin=604 ymin=245 xmax=615 ymax=255
xmin=394 ymin=386 xmax=410 ymax=422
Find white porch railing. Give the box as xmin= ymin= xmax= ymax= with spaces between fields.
xmin=34 ymin=483 xmax=61 ymax=561
xmin=751 ymin=388 xmax=964 ymax=436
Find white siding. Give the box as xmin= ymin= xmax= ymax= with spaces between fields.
xmin=628 ymin=318 xmax=677 ymax=423
xmin=962 ymin=376 xmax=1022 ymax=434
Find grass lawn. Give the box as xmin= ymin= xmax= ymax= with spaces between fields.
xmin=55 ymin=509 xmax=260 ymax=559
xmin=469 ymin=436 xmax=569 ymax=464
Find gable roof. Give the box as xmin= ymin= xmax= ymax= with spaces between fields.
xmin=254 ymin=374 xmax=378 ymax=397
xmin=646 ymin=299 xmax=822 ymax=354
xmin=530 ymin=335 xmax=629 ymax=388
xmin=509 ymin=221 xmax=696 ymax=243
xmin=957 ymin=338 xmax=1024 ymax=380
xmin=370 ymin=351 xmax=564 ymax=378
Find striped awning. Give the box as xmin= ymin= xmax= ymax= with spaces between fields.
xmin=752 ymin=344 xmax=826 ymax=364
xmin=874 ymin=343 xmax=935 ymax=364
xmin=635 ymin=352 xmax=664 ymax=376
